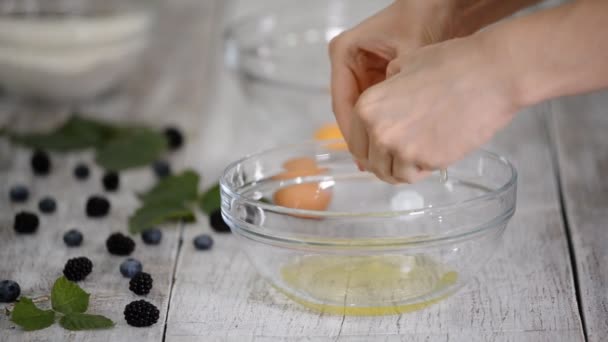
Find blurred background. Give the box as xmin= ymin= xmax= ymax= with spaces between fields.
xmin=0 ymin=0 xmax=396 ymax=182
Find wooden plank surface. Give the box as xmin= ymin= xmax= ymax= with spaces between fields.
xmin=0 ymin=0 xmax=596 ymax=340
xmin=550 ymin=91 xmax=608 ymax=342
xmin=165 ymin=0 xmax=584 ymax=338
xmin=0 ymin=1 xmax=215 ymax=340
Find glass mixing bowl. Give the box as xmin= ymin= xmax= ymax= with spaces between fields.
xmin=221 ymin=141 xmax=517 ymax=315
xmin=0 ymin=0 xmax=159 ymax=102
xmin=223 ymin=0 xmax=391 ymax=142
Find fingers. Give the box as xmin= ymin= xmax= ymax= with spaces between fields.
xmin=386 ymin=58 xmax=401 ymax=79
xmin=348 ymin=114 xmax=369 ymax=166
xmin=392 ymin=157 xmax=432 ymax=183
xmin=367 ymin=138 xmax=398 ymax=183
xmin=329 ymin=36 xmax=359 ymax=141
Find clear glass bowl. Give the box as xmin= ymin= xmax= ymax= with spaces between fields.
xmin=223 ymin=0 xmax=392 ymax=143
xmin=0 ymin=0 xmax=159 ymax=102
xmin=221 ymin=141 xmax=517 ymax=315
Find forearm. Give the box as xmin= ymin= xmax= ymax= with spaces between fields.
xmin=481 ymin=0 xmax=608 ymax=106
xmin=452 ymin=0 xmax=543 ymax=36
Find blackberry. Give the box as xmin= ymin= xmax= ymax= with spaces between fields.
xmin=13 ymin=211 xmax=39 ymax=234
xmin=38 ymin=197 xmax=57 ymax=214
xmin=0 ymin=280 xmax=21 ymax=303
xmin=120 ymin=258 xmax=143 ymax=278
xmin=152 ymin=160 xmax=171 ymax=179
xmin=129 ymin=272 xmax=153 ymax=295
xmin=31 ymin=149 xmax=51 ymax=175
xmin=73 ymin=164 xmax=90 ymax=180
xmin=63 ymin=257 xmax=93 ymax=282
xmin=193 ymin=234 xmax=213 ymax=251
xmin=124 ymin=300 xmax=159 ymax=327
xmin=141 ymin=229 xmax=162 ymax=245
xmin=86 ymin=195 xmax=110 ymax=217
xmin=63 ymin=229 xmax=83 ymax=247
xmin=106 ymin=233 xmax=135 ymax=256
xmin=209 ymin=209 xmax=231 ymax=233
xmin=163 ymin=127 xmax=183 ymax=150
xmin=102 ymin=171 xmax=120 ymax=192
xmin=9 ymin=185 xmax=29 ymax=203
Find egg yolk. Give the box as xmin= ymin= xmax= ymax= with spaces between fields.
xmin=272 ymin=156 xmax=332 ymax=214
xmin=314 ymin=123 xmax=347 ymax=151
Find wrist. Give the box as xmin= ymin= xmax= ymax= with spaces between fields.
xmin=471 ymin=29 xmax=529 ymax=112
xmin=395 ymin=0 xmax=464 ymax=44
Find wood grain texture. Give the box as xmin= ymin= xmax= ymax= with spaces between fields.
xmin=550 ymin=91 xmax=608 ymax=342
xmin=0 ymin=0 xmax=215 ymax=340
xmin=167 ymin=0 xmax=585 ymax=331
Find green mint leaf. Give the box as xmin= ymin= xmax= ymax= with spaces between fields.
xmin=59 ymin=313 xmax=114 ymax=331
xmin=10 ymin=297 xmax=56 ymax=331
xmin=9 ymin=115 xmax=118 ymax=151
xmin=95 ymin=128 xmax=167 ymax=171
xmin=139 ymin=170 xmax=199 ymax=205
xmin=51 ymin=276 xmax=90 ymax=314
xmin=129 ymin=201 xmax=195 ymax=234
xmin=199 ymin=183 xmax=221 ymax=215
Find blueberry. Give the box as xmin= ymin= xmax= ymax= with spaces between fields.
xmin=193 ymin=234 xmax=213 ymax=250
xmin=120 ymin=258 xmax=143 ymax=278
xmin=13 ymin=211 xmax=39 ymax=234
xmin=86 ymin=195 xmax=110 ymax=217
xmin=163 ymin=127 xmax=184 ymax=150
xmin=63 ymin=229 xmax=83 ymax=247
xmin=141 ymin=229 xmax=162 ymax=245
xmin=102 ymin=171 xmax=120 ymax=192
xmin=9 ymin=185 xmax=29 ymax=203
xmin=38 ymin=197 xmax=56 ymax=214
xmin=74 ymin=164 xmax=90 ymax=180
xmin=0 ymin=280 xmax=21 ymax=303
xmin=152 ymin=160 xmax=171 ymax=179
xmin=31 ymin=149 xmax=51 ymax=175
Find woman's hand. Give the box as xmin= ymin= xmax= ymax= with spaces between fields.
xmin=346 ymin=35 xmax=521 ymax=183
xmin=329 ymin=0 xmax=459 ymax=145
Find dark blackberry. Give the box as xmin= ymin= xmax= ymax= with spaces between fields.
xmin=73 ymin=164 xmax=90 ymax=180
xmin=102 ymin=171 xmax=120 ymax=192
xmin=106 ymin=233 xmax=135 ymax=256
xmin=13 ymin=211 xmax=39 ymax=234
xmin=38 ymin=197 xmax=56 ymax=214
xmin=163 ymin=127 xmax=183 ymax=150
xmin=63 ymin=257 xmax=93 ymax=282
xmin=152 ymin=160 xmax=171 ymax=179
xmin=209 ymin=209 xmax=231 ymax=233
xmin=193 ymin=234 xmax=213 ymax=251
xmin=141 ymin=229 xmax=162 ymax=245
xmin=63 ymin=229 xmax=83 ymax=247
xmin=9 ymin=185 xmax=29 ymax=203
xmin=124 ymin=300 xmax=159 ymax=327
xmin=86 ymin=195 xmax=110 ymax=217
xmin=31 ymin=149 xmax=51 ymax=175
xmin=120 ymin=258 xmax=143 ymax=278
xmin=0 ymin=280 xmax=21 ymax=303
xmin=129 ymin=272 xmax=153 ymax=295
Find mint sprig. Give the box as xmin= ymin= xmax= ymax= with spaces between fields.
xmin=6 ymin=115 xmax=168 ymax=171
xmin=59 ymin=313 xmax=114 ymax=330
xmin=10 ymin=277 xmax=114 ymax=332
xmin=8 ymin=115 xmax=117 ymax=151
xmin=95 ymin=128 xmax=167 ymax=171
xmin=10 ymin=297 xmax=55 ymax=331
xmin=51 ymin=276 xmax=90 ymax=314
xmin=199 ymin=183 xmax=221 ymax=215
xmin=129 ymin=170 xmax=200 ymax=234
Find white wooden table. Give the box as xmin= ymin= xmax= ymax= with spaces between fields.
xmin=1 ymin=1 xmax=606 ymax=341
